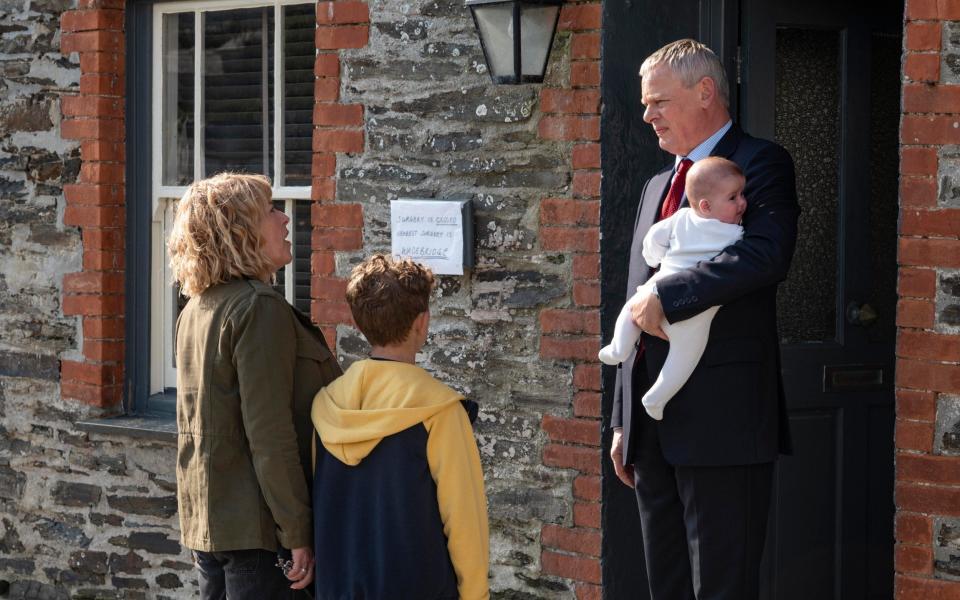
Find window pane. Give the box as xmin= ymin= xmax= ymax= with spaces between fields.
xmin=472 ymin=4 xmax=515 ymax=79
xmin=294 ymin=200 xmax=312 ymax=312
xmin=520 ymin=5 xmax=558 ymax=77
xmin=161 ymin=13 xmax=194 ymax=185
xmin=774 ymin=27 xmax=841 ymax=343
xmin=283 ymin=4 xmax=316 ymax=186
xmin=203 ymin=8 xmax=275 ymax=179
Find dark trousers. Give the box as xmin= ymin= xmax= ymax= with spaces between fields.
xmin=194 ymin=549 xmax=298 ymax=600
xmin=632 ymin=412 xmax=773 ymax=600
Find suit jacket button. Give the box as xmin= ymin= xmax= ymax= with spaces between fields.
xmin=692 ymin=295 xmax=698 ymax=302
xmin=673 ymin=300 xmax=679 ymax=307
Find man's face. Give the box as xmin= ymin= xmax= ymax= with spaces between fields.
xmin=641 ymin=65 xmax=707 ymax=157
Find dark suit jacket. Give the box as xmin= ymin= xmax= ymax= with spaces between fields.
xmin=611 ymin=125 xmax=800 ymax=467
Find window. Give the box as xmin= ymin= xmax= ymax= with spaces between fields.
xmin=142 ymin=0 xmax=316 ymax=406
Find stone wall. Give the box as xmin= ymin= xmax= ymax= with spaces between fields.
xmin=0 ymin=0 xmax=605 ymax=597
xmin=0 ymin=0 xmax=199 ymax=597
xmin=311 ymin=1 xmax=603 ymax=598
xmin=895 ymin=0 xmax=960 ymax=597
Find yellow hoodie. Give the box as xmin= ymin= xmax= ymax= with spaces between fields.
xmin=311 ymin=359 xmax=490 ymax=600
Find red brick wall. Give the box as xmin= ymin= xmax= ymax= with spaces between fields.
xmin=537 ymin=3 xmax=603 ymax=598
xmin=895 ymin=0 xmax=960 ymax=597
xmin=59 ymin=0 xmax=126 ymax=409
xmin=310 ymin=0 xmax=370 ymax=345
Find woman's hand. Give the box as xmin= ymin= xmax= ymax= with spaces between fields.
xmin=286 ymin=546 xmax=315 ymax=590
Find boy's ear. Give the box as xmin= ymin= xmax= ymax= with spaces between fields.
xmin=413 ymin=310 xmax=429 ymax=335
xmin=697 ymin=198 xmax=710 ymax=214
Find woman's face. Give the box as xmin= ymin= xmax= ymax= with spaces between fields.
xmin=259 ymin=200 xmax=292 ymax=272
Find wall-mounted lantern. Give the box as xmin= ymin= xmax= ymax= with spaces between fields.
xmin=466 ymin=0 xmax=563 ymax=84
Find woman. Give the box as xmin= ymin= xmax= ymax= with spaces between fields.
xmin=168 ymin=173 xmax=341 ymax=598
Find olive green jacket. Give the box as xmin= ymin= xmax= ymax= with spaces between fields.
xmin=175 ymin=279 xmax=341 ymax=552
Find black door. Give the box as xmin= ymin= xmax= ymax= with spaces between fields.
xmin=742 ymin=1 xmax=901 ymax=598
xmin=599 ymin=1 xmax=901 ymax=598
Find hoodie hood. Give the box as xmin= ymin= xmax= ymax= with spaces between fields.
xmin=311 ymin=359 xmax=464 ymax=466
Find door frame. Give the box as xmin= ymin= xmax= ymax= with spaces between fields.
xmin=598 ymin=1 xmax=899 ymax=597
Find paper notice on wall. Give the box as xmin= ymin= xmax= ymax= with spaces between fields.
xmin=390 ymin=199 xmax=465 ymax=275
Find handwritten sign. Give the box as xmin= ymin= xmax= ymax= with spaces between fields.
xmin=390 ymin=199 xmax=469 ymax=275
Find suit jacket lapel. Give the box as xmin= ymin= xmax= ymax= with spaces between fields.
xmin=709 ymin=124 xmax=742 ymax=159
xmin=636 ymin=167 xmax=672 ymax=235
xmin=677 ymin=125 xmax=744 ymax=210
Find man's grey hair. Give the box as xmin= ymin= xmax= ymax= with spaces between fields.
xmin=639 ymin=39 xmax=730 ymax=109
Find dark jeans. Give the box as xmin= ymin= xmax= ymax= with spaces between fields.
xmin=194 ymin=549 xmax=300 ymax=600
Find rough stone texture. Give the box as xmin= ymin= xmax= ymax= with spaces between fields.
xmin=333 ymin=1 xmax=579 ymax=596
xmin=937 ymin=269 xmax=960 ymax=334
xmin=938 ymin=146 xmax=960 ymax=207
xmin=0 ymin=1 xmax=199 ymax=597
xmin=0 ymin=0 xmax=589 ymax=597
xmin=935 ymin=394 xmax=960 ymax=456
xmin=943 ymin=21 xmax=960 ymax=84
xmin=935 ymin=517 xmax=960 ymax=580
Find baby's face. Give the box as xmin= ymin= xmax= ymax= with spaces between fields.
xmin=701 ymin=175 xmax=746 ymax=225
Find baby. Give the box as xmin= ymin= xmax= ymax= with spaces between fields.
xmin=599 ymin=156 xmax=747 ymax=420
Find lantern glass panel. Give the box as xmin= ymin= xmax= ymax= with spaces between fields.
xmin=472 ymin=3 xmax=515 ymax=79
xmin=520 ymin=3 xmax=559 ymax=76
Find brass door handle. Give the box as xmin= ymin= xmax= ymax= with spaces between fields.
xmin=846 ymin=302 xmax=878 ymax=326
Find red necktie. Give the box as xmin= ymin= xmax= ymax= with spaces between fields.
xmin=660 ymin=158 xmax=693 ymax=220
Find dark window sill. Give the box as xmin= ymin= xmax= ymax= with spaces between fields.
xmin=77 ymin=390 xmax=177 ymax=443
xmin=76 ymin=411 xmax=176 ymax=443
xmin=77 ymin=391 xmax=176 ymax=442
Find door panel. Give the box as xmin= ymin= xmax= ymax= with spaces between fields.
xmin=743 ymin=1 xmax=900 ymax=598
xmin=769 ymin=409 xmax=841 ymax=598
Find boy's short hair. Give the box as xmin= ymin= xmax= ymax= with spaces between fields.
xmin=346 ymin=254 xmax=435 ymax=346
xmin=685 ymin=157 xmax=744 ymax=210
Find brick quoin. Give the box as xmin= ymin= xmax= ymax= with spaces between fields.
xmin=571 ymin=33 xmax=600 ymax=60
xmin=895 ymin=544 xmax=933 ymax=576
xmin=315 ymin=1 xmax=369 ymax=25
xmin=534 ymin=3 xmax=603 ymax=591
xmin=575 ymin=583 xmax=602 ymax=600
xmin=59 ymin=3 xmax=126 ymax=410
xmin=895 ymin=11 xmax=960 ymax=589
xmin=896 ymin=512 xmax=933 ymax=545
xmin=900 ymin=147 xmax=937 ymax=175
xmin=903 ymin=53 xmax=940 ymax=82
xmin=540 ymin=309 xmax=600 ymax=335
xmin=898 ymin=267 xmax=936 ymax=298
xmin=310 ymin=11 xmax=369 ymax=350
xmin=573 ymin=475 xmax=601 ymax=501
xmin=315 ymin=25 xmax=369 ymax=50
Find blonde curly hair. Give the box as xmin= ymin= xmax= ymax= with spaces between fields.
xmin=167 ymin=172 xmax=275 ymax=297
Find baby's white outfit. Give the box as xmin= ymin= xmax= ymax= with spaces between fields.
xmin=599 ymin=207 xmax=744 ymax=420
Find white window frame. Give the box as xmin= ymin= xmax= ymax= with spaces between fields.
xmin=150 ymin=0 xmax=314 ymax=395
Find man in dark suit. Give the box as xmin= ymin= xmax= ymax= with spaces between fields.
xmin=608 ymin=39 xmax=799 ymax=599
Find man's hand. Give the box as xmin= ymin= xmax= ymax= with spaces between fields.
xmin=287 ymin=546 xmax=315 ymax=590
xmin=630 ymin=290 xmax=668 ymax=341
xmin=610 ymin=428 xmax=635 ymax=488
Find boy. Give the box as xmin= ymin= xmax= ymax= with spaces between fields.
xmin=599 ymin=157 xmax=747 ymax=420
xmin=311 ymin=254 xmax=489 ymax=600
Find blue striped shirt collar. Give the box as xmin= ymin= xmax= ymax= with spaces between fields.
xmin=674 ymin=120 xmax=733 ymax=168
